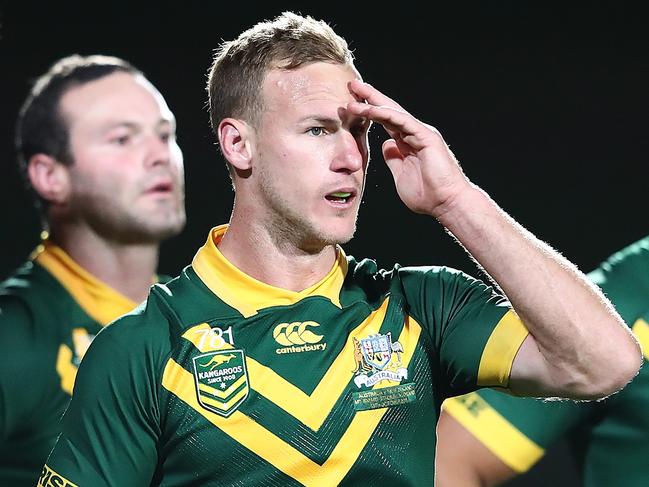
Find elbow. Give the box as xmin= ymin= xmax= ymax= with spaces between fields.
xmin=570 ymin=338 xmax=643 ymax=400
xmin=600 ymin=339 xmax=643 ymax=396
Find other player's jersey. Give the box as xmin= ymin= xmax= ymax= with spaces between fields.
xmin=0 ymin=241 xmax=144 ymax=486
xmin=443 ymin=236 xmax=649 ymax=486
xmin=41 ymin=224 xmax=529 ymax=487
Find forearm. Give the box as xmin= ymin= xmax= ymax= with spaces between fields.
xmin=435 ymin=184 xmax=641 ymax=398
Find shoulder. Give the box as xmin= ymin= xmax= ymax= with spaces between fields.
xmin=395 ymin=262 xmax=499 ymax=300
xmin=75 ymin=294 xmax=175 ymax=393
xmin=0 ymin=261 xmax=66 ymax=337
xmin=93 ymin=287 xmax=175 ymax=349
xmin=345 ymin=255 xmax=503 ymax=309
xmin=87 ymin=270 xmax=207 ymax=360
xmin=589 ymin=236 xmax=649 ymax=285
xmin=588 ymin=236 xmax=649 ymax=322
xmin=345 ymin=255 xmax=476 ymax=286
xmin=1 ymin=260 xmax=56 ymax=299
xmin=1 ymin=259 xmax=72 ymax=311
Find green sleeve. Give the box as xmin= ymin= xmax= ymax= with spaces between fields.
xmin=42 ymin=306 xmax=167 ymax=486
xmin=442 ymin=240 xmax=649 ymax=475
xmin=443 ymin=389 xmax=589 ymax=473
xmin=399 ymin=266 xmax=528 ymax=396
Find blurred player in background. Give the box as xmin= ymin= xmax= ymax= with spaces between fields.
xmin=437 ymin=237 xmax=649 ymax=487
xmin=0 ymin=54 xmax=186 ymax=486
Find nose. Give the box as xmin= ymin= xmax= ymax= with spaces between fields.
xmin=330 ymin=131 xmax=365 ymax=174
xmin=144 ymin=133 xmax=173 ymax=168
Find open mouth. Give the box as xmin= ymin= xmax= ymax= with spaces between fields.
xmin=325 ymin=191 xmax=355 ymax=205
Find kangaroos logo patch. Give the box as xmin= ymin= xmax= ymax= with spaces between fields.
xmin=192 ymin=349 xmax=249 ymax=417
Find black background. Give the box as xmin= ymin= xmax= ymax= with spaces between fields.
xmin=1 ymin=2 xmax=647 ymax=485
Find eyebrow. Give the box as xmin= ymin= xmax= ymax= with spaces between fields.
xmin=298 ymin=115 xmax=340 ymax=125
xmin=103 ymin=118 xmax=176 ymax=131
xmin=299 ymin=115 xmax=369 ymax=128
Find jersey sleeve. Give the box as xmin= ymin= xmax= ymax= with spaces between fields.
xmin=440 ymin=243 xmax=649 ymax=474
xmin=399 ymin=266 xmax=529 ymax=396
xmin=442 ymin=389 xmax=589 ymax=472
xmin=40 ymin=308 xmax=165 ymax=487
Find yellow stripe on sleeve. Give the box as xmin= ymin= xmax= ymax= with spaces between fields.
xmin=631 ymin=318 xmax=649 ymax=361
xmin=443 ymin=393 xmax=544 ymax=473
xmin=478 ymin=310 xmax=529 ymax=387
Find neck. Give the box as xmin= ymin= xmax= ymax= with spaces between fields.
xmin=218 ymin=213 xmax=337 ymax=292
xmin=49 ymin=224 xmax=160 ymax=303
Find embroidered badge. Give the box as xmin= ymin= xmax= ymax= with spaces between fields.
xmin=352 ymin=332 xmax=408 ymax=388
xmin=351 ymin=332 xmax=415 ymax=410
xmin=192 ymin=349 xmax=249 ymax=417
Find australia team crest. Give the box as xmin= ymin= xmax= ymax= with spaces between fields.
xmin=192 ymin=349 xmax=249 ymax=417
xmin=352 ymin=332 xmax=408 ymax=388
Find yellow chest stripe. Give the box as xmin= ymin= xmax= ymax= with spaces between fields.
xmin=165 ymin=301 xmax=423 ymax=483
xmin=163 ymin=360 xmax=385 ymax=486
xmin=181 ymin=298 xmax=421 ymax=430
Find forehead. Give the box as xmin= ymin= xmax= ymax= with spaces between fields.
xmin=262 ymin=62 xmax=362 ymax=115
xmin=60 ymin=71 xmax=174 ymax=129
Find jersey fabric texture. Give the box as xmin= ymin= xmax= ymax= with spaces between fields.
xmin=443 ymin=236 xmax=649 ymax=486
xmin=41 ymin=224 xmax=529 ymax=487
xmin=0 ymin=241 xmax=153 ymax=487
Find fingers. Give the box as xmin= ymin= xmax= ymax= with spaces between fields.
xmin=348 ymin=79 xmax=405 ymax=112
xmin=382 ymin=139 xmax=404 ymax=179
xmin=348 ymin=101 xmax=432 ymax=152
xmin=347 ymin=80 xmax=438 ymax=151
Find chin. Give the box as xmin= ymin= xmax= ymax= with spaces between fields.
xmin=138 ymin=212 xmax=186 ymax=240
xmin=322 ymin=224 xmax=356 ymax=246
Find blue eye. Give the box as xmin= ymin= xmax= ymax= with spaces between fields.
xmin=309 ymin=127 xmax=325 ymax=136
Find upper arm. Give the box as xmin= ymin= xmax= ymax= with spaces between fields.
xmin=508 ymin=332 xmax=605 ymax=398
xmin=508 ymin=333 xmax=563 ymax=397
xmin=436 ymin=407 xmax=517 ymax=487
xmin=436 ymin=389 xmax=588 ymax=486
xmin=401 ymin=267 xmax=528 ymax=395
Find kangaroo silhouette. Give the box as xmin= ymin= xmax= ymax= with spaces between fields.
xmin=201 ymin=353 xmax=236 ymax=370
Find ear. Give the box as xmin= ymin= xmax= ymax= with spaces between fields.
xmin=218 ymin=118 xmax=253 ymax=171
xmin=27 ymin=154 xmax=71 ymax=205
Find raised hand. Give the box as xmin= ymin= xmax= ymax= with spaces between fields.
xmin=346 ymin=79 xmax=471 ymax=217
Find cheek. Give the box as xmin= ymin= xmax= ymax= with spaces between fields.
xmin=171 ymin=143 xmax=184 ymax=174
xmin=73 ymin=160 xmax=137 ymax=196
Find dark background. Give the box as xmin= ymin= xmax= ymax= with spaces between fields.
xmin=1 ymin=2 xmax=647 ymax=485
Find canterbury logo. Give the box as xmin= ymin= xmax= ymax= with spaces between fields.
xmin=273 ymin=321 xmax=323 ymax=346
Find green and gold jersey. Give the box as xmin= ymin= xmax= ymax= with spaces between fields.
xmin=42 ymin=224 xmax=529 ymax=487
xmin=0 ymin=241 xmax=145 ymax=487
xmin=443 ymin=236 xmax=649 ymax=487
